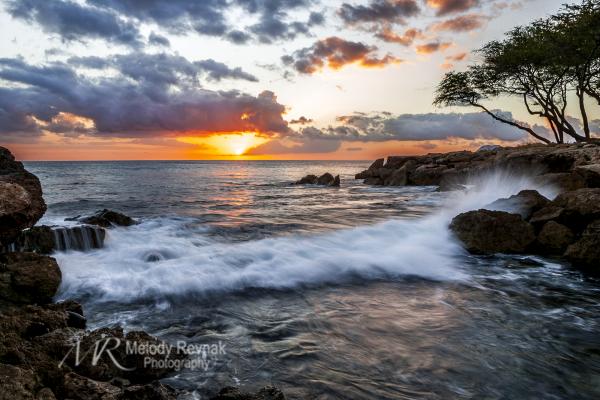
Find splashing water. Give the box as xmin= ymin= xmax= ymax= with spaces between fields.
xmin=54 ymin=170 xmax=556 ymax=303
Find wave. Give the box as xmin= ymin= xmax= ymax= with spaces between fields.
xmin=55 ymin=170 xmax=557 ymax=303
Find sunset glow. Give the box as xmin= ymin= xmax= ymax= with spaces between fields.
xmin=178 ymin=133 xmax=269 ymax=156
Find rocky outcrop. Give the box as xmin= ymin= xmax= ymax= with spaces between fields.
xmin=0 ymin=147 xmax=47 ymax=246
xmin=211 ymin=386 xmax=285 ymax=400
xmin=78 ymin=209 xmax=136 ymax=228
xmin=485 ymin=190 xmax=550 ymax=219
xmin=295 ymin=173 xmax=340 ymax=187
xmin=451 ymin=188 xmax=600 ymax=268
xmin=4 ymin=225 xmax=106 ymax=254
xmin=356 ymin=143 xmax=600 ymax=191
xmin=450 ymin=210 xmax=536 ymax=254
xmin=0 ymin=253 xmax=61 ymax=305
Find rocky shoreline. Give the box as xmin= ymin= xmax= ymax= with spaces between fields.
xmin=358 ymin=143 xmax=600 ymax=270
xmin=0 ymin=146 xmax=284 ymax=400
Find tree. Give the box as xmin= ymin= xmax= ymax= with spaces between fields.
xmin=434 ymin=0 xmax=600 ymax=144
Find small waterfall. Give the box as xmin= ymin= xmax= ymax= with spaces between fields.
xmin=2 ymin=225 xmax=106 ymax=254
xmin=53 ymin=226 xmax=106 ymax=252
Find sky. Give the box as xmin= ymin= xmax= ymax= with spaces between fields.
xmin=0 ymin=0 xmax=592 ymax=160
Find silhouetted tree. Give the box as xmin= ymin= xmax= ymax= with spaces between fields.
xmin=434 ymin=0 xmax=599 ymax=144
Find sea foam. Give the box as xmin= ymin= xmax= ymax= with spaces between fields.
xmin=55 ymin=170 xmax=556 ymax=302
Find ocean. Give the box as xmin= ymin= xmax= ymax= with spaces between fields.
xmin=25 ymin=160 xmax=600 ymax=399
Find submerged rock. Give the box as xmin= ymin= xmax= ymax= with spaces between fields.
xmin=485 ymin=190 xmax=550 ymax=219
xmin=0 ymin=147 xmax=47 ymax=246
xmin=450 ymin=210 xmax=536 ymax=254
xmin=0 ymin=253 xmax=61 ymax=305
xmin=79 ymin=209 xmax=136 ymax=228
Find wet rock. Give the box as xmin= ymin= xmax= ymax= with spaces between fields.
xmin=0 ymin=253 xmax=61 ymax=305
xmin=211 ymin=385 xmax=285 ymax=400
xmin=79 ymin=209 xmax=136 ymax=228
xmin=0 ymin=147 xmax=47 ymax=246
xmin=295 ymin=173 xmax=339 ymax=187
xmin=121 ymin=382 xmax=177 ymax=400
xmin=551 ymin=188 xmax=600 ymax=229
xmin=9 ymin=226 xmax=55 ymax=254
xmin=535 ymin=172 xmax=586 ymax=192
xmin=409 ymin=165 xmax=447 ymax=186
xmin=535 ymin=221 xmax=575 ymax=255
xmin=316 ymin=173 xmax=335 ymax=185
xmin=295 ymin=174 xmax=318 ymax=184
xmin=529 ymin=205 xmax=565 ymax=227
xmin=63 ymin=372 xmax=121 ymax=400
xmin=450 ymin=210 xmax=536 ymax=254
xmin=565 ymin=220 xmax=600 ymax=268
xmin=485 ymin=190 xmax=550 ymax=219
xmin=52 ymin=225 xmax=106 ymax=252
xmin=574 ymin=164 xmax=600 ymax=188
xmin=0 ymin=363 xmax=45 ymax=400
xmin=384 ymin=165 xmax=408 ymax=186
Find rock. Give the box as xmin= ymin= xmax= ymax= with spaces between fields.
xmin=295 ymin=174 xmax=318 ymax=184
xmin=295 ymin=173 xmax=339 ymax=186
xmin=316 ymin=173 xmax=334 ymax=185
xmin=384 ymin=165 xmax=408 ymax=186
xmin=535 ymin=221 xmax=575 ymax=255
xmin=450 ymin=210 xmax=536 ymax=254
xmin=485 ymin=190 xmax=550 ymax=219
xmin=477 ymin=145 xmax=502 ymax=152
xmin=331 ymin=175 xmax=340 ymax=187
xmin=211 ymin=386 xmax=285 ymax=400
xmin=565 ymin=220 xmax=600 ymax=268
xmin=52 ymin=225 xmax=106 ymax=252
xmin=551 ymin=188 xmax=600 ymax=229
xmin=363 ymin=177 xmax=383 ymax=185
xmin=0 ymin=363 xmax=44 ymax=400
xmin=121 ymin=382 xmax=177 ymax=400
xmin=535 ymin=172 xmax=586 ymax=192
xmin=368 ymin=158 xmax=384 ymax=170
xmin=574 ymin=164 xmax=600 ymax=188
xmin=409 ymin=165 xmax=447 ymax=186
xmin=0 ymin=253 xmax=61 ymax=305
xmin=0 ymin=147 xmax=47 ymax=247
xmin=437 ymin=181 xmax=466 ymax=192
xmin=63 ymin=372 xmax=121 ymax=400
xmin=529 ymin=205 xmax=565 ymax=227
xmin=79 ymin=209 xmax=136 ymax=228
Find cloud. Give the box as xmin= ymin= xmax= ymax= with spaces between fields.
xmin=297 ymin=111 xmax=534 ymax=142
xmin=148 ymin=32 xmax=170 ymax=47
xmin=246 ymin=137 xmax=342 ymax=154
xmin=290 ymin=116 xmax=314 ymax=124
xmin=339 ymin=0 xmax=420 ymax=25
xmin=67 ymin=53 xmax=258 ymax=83
xmin=0 ymin=58 xmax=288 ymax=137
xmin=441 ymin=51 xmax=468 ymax=68
xmin=283 ymin=37 xmax=401 ymax=74
xmin=376 ymin=26 xmax=423 ymax=45
xmin=5 ymin=0 xmax=144 ymax=48
xmin=416 ymin=41 xmax=453 ymax=54
xmin=430 ymin=13 xmax=487 ymax=32
xmin=426 ymin=0 xmax=480 ymax=16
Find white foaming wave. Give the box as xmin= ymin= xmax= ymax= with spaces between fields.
xmin=54 ymin=170 xmax=556 ymax=302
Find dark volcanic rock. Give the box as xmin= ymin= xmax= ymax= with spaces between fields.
xmin=565 ymin=220 xmax=600 ymax=268
xmin=295 ymin=173 xmax=340 ymax=187
xmin=535 ymin=221 xmax=575 ymax=255
xmin=0 ymin=253 xmax=61 ymax=305
xmin=450 ymin=210 xmax=536 ymax=254
xmin=79 ymin=209 xmax=136 ymax=228
xmin=211 ymin=386 xmax=285 ymax=400
xmin=551 ymin=188 xmax=600 ymax=229
xmin=485 ymin=190 xmax=550 ymax=219
xmin=6 ymin=225 xmax=106 ymax=254
xmin=0 ymin=147 xmax=47 ymax=246
xmin=574 ymin=164 xmax=600 ymax=188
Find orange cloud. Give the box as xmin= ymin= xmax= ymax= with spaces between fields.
xmin=430 ymin=14 xmax=487 ymax=32
xmin=376 ymin=26 xmax=424 ymax=46
xmin=426 ymin=0 xmax=480 ymax=16
xmin=283 ymin=37 xmax=401 ymax=74
xmin=416 ymin=41 xmax=453 ymax=54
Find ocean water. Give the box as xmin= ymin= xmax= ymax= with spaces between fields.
xmin=25 ymin=161 xmax=600 ymax=399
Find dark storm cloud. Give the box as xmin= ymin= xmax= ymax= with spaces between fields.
xmin=339 ymin=0 xmax=420 ymax=25
xmin=283 ymin=37 xmax=401 ymax=74
xmin=5 ymin=0 xmax=144 ymax=48
xmin=67 ymin=53 xmax=258 ymax=83
xmin=86 ymin=0 xmax=322 ymax=44
xmin=297 ymin=111 xmax=534 ymax=142
xmin=148 ymin=32 xmax=170 ymax=47
xmin=425 ymin=0 xmax=480 ymax=16
xmin=290 ymin=116 xmax=314 ymax=124
xmin=0 ymin=58 xmax=287 ymax=137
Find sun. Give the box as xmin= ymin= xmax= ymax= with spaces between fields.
xmin=177 ymin=132 xmax=268 ymax=157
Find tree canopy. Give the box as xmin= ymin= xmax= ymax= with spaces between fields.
xmin=434 ymin=0 xmax=600 ymax=143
